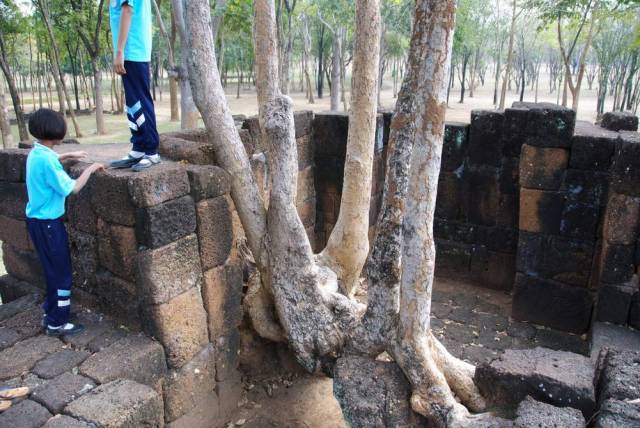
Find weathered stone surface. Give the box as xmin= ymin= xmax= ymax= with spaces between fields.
xmin=563 ymin=169 xmax=609 ymax=206
xmin=519 ymin=144 xmax=569 ymax=190
xmin=67 ymin=228 xmax=98 ymax=293
xmin=602 ymin=193 xmax=640 ymax=245
xmin=499 ymin=156 xmax=520 ymax=195
xmin=195 ymin=197 xmax=233 ymax=270
xmin=214 ymin=330 xmax=241 ymax=382
xmin=313 ymin=112 xmax=349 ymax=158
xmin=560 ymin=200 xmax=599 ymax=240
xmin=599 ymin=242 xmax=635 ymax=284
xmin=144 ymin=287 xmax=209 ymax=368
xmin=161 ymin=128 xmax=209 ymax=143
xmin=0 ymin=274 xmax=43 ymax=303
xmin=294 ymin=110 xmax=314 ymax=138
xmin=0 ymin=399 xmax=52 ymax=428
xmin=0 ymin=215 xmax=32 ymax=251
xmin=97 ymin=219 xmax=137 ymax=281
xmin=0 ymin=335 xmax=63 ymax=381
xmin=164 ymin=344 xmax=216 ymax=422
xmin=43 ymin=415 xmax=93 ymax=428
xmin=80 ymin=334 xmax=167 ymax=387
xmin=502 ymin=107 xmax=529 ymax=157
xmin=514 ymin=396 xmax=585 ymax=428
xmin=0 ymin=181 xmax=28 ymax=219
xmin=127 ymin=163 xmax=190 ymax=208
xmin=512 ymin=273 xmax=593 ymax=334
xmin=159 ymin=135 xmax=216 ymax=164
xmin=570 ymin=121 xmax=618 ymax=171
xmin=166 ymin=390 xmax=220 ymax=428
xmin=465 ymin=165 xmax=500 ymax=226
xmin=601 ymin=111 xmax=638 ymax=132
xmin=630 ymin=292 xmax=640 ymax=330
xmin=86 ymin=327 xmax=128 ymax=353
xmin=594 ymin=399 xmax=640 ymax=428
xmin=517 ymin=102 xmax=576 ymax=148
xmin=519 ymin=188 xmax=564 ymax=235
xmin=467 ymin=110 xmax=505 ymax=167
xmin=610 ymin=133 xmax=640 ymax=197
xmin=2 ymin=243 xmax=45 ymax=287
xmin=475 ymin=347 xmax=596 ymax=416
xmin=597 ymin=349 xmax=640 ymax=402
xmin=435 ymin=171 xmax=464 ymax=220
xmin=333 ymin=356 xmax=428 ymax=428
xmin=202 ymin=262 xmax=243 ymax=340
xmin=90 ymin=170 xmax=136 ymax=226
xmin=136 ymin=195 xmax=197 ymax=249
xmin=434 ymin=240 xmax=472 ymax=280
xmin=0 ymin=292 xmax=39 ymax=322
xmin=296 ymin=134 xmax=314 ymax=170
xmin=65 ymin=378 xmax=165 ymax=427
xmin=216 ymin=373 xmax=243 ymax=421
xmin=0 ymin=148 xmax=28 ymax=181
xmin=66 ymin=183 xmax=97 ymax=234
xmin=136 ymin=234 xmax=202 ymax=304
xmin=93 ymin=270 xmax=141 ymax=326
xmin=32 ymin=372 xmax=95 ymax=413
xmin=185 ymin=165 xmax=230 ymax=201
xmin=596 ymin=283 xmax=636 ymax=325
xmin=32 ymin=349 xmax=90 ymax=379
xmin=0 ymin=327 xmax=20 ymax=351
xmin=1 ymin=306 xmax=46 ymax=341
xmin=441 ymin=122 xmax=469 ymax=171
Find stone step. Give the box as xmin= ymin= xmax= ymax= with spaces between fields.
xmin=514 ymin=396 xmax=585 ymax=428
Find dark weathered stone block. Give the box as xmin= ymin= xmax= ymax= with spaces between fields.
xmin=486 ymin=226 xmax=518 ymax=253
xmin=159 ymin=135 xmax=216 ymax=164
xmin=90 ymin=170 xmax=136 ymax=226
xmin=97 ymin=219 xmax=137 ymax=282
xmin=435 ymin=171 xmax=464 ymax=220
xmin=563 ymin=169 xmax=609 ymax=206
xmin=161 ymin=128 xmax=209 ymax=143
xmin=502 ymin=107 xmax=529 ymax=157
xmin=600 ymin=111 xmax=638 ymax=132
xmin=519 ymin=144 xmax=569 ymax=190
xmin=569 ymin=121 xmax=618 ymax=171
xmin=127 ymin=163 xmax=190 ymax=208
xmin=32 ymin=372 xmax=96 ymax=413
xmin=496 ymin=193 xmax=519 ymax=228
xmin=518 ymin=102 xmax=576 ymax=148
xmin=512 ymin=273 xmax=593 ymax=333
xmin=184 ymin=165 xmax=230 ymax=203
xmin=0 ymin=399 xmax=51 ymax=428
xmin=467 ymin=110 xmax=505 ymax=167
xmin=294 ymin=110 xmax=314 ymax=138
xmin=514 ymin=396 xmax=585 ymax=428
xmin=2 ymin=243 xmax=45 ymax=287
xmin=214 ymin=329 xmax=241 ymax=382
xmin=595 ymin=399 xmax=640 ymax=428
xmin=136 ymin=195 xmax=197 ymax=249
xmin=597 ymin=349 xmax=640 ymax=402
xmin=93 ymin=270 xmax=141 ymax=326
xmin=0 ymin=181 xmax=27 ymax=219
xmin=610 ymin=134 xmax=640 ymax=196
xmin=465 ymin=165 xmax=500 ymax=226
xmin=519 ymin=188 xmax=564 ymax=235
xmin=630 ymin=291 xmax=640 ymax=330
xmin=596 ymin=282 xmax=635 ymax=325
xmin=0 ymin=215 xmax=32 ymax=251
xmin=66 ymin=183 xmax=97 ymax=234
xmin=435 ymin=241 xmax=471 ymax=278
xmin=499 ymin=156 xmax=520 ymax=195
xmin=32 ymin=348 xmax=90 ymax=380
xmin=196 ymin=196 xmax=233 ymax=270
xmin=441 ymin=122 xmax=469 ymax=172
xmin=560 ymin=201 xmax=599 ymax=241
xmin=0 ymin=148 xmax=28 ymax=182
xmin=599 ymin=242 xmax=635 ymax=284
xmin=603 ymin=192 xmax=640 ymax=245
xmin=313 ymin=112 xmax=349 ymax=158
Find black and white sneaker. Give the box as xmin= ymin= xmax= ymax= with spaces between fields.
xmin=46 ymin=323 xmax=85 ymax=337
xmin=131 ymin=154 xmax=161 ymax=172
xmin=110 ymin=153 xmax=144 ymax=169
xmin=42 ymin=312 xmax=77 ymax=328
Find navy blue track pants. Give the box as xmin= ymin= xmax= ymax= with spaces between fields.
xmin=122 ymin=61 xmax=159 ymax=155
xmin=26 ymin=218 xmax=73 ymax=327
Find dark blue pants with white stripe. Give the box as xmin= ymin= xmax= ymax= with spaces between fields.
xmin=122 ymin=61 xmax=159 ymax=155
xmin=26 ymin=218 xmax=72 ymax=327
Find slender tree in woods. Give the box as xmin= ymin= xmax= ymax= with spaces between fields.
xmin=499 ymin=0 xmax=522 ymax=109
xmin=171 ymin=0 xmax=199 ymax=129
xmin=184 ymin=0 xmax=489 ymax=426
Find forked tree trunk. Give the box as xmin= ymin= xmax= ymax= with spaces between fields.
xmin=185 ymin=0 xmax=488 ymax=426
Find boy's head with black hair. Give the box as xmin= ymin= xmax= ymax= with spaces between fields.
xmin=28 ymin=108 xmax=67 ymax=143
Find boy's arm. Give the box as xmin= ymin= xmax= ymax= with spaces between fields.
xmin=72 ymin=163 xmax=104 ymax=194
xmin=114 ymin=3 xmax=133 ymax=75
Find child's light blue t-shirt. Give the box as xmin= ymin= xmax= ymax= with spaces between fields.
xmin=25 ymin=143 xmax=76 ymax=220
xmin=109 ymin=0 xmax=153 ymax=63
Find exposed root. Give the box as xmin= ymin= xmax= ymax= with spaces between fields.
xmin=244 ymin=272 xmax=287 ymax=343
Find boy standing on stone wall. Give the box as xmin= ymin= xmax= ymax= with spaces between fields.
xmin=109 ymin=0 xmax=161 ymax=171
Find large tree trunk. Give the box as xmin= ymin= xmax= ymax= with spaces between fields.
xmin=172 ymin=0 xmax=199 ymax=129
xmin=499 ymin=0 xmax=518 ymax=110
xmin=329 ymin=29 xmax=342 ymax=111
xmin=0 ymin=33 xmax=29 ymax=141
xmin=0 ymin=80 xmax=14 ymax=148
xmin=169 ymin=14 xmax=180 ymax=121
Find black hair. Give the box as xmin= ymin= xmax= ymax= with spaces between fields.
xmin=28 ymin=108 xmax=67 ymax=141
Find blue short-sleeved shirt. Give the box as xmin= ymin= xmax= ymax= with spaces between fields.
xmin=109 ymin=0 xmax=153 ymax=62
xmin=25 ymin=143 xmax=76 ymax=220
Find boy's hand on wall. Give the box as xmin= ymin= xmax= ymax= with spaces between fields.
xmin=114 ymin=51 xmax=126 ymax=75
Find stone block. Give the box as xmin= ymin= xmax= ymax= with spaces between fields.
xmin=434 ymin=241 xmax=471 ymax=279
xmin=602 ymin=193 xmax=640 ymax=245
xmin=512 ymin=273 xmax=593 ymax=334
xmin=2 ymin=243 xmax=44 ymax=287
xmin=433 ymin=220 xmax=476 ymax=244
xmin=630 ymin=291 xmax=640 ymax=330
xmin=502 ymin=107 xmax=529 ymax=157
xmin=610 ymin=134 xmax=640 ymax=197
xmin=32 ymin=372 xmax=95 ymax=413
xmin=475 ymin=347 xmax=595 ymax=416
xmin=465 ymin=165 xmax=500 ymax=226
xmin=499 ymin=156 xmax=520 ymax=195
xmin=159 ymin=135 xmax=216 ymax=164
xmin=0 ymin=274 xmax=43 ymax=303
xmin=485 ymin=227 xmax=518 ymax=253
xmin=165 ymin=390 xmax=219 ymax=428
xmin=297 ymin=135 xmax=314 ymax=170
xmin=519 ymin=188 xmax=564 ymax=235
xmin=86 ymin=327 xmax=128 ymax=353
xmin=161 ymin=128 xmax=209 ymax=143
xmin=514 ymin=396 xmax=585 ymax=428
xmin=0 ymin=304 xmax=44 ymax=342
xmin=164 ymin=344 xmax=216 ymax=422
xmin=519 ymin=102 xmax=576 ymax=148
xmin=93 ymin=270 xmax=141 ymax=326
xmin=596 ymin=282 xmax=635 ymax=325
xmin=67 ymin=228 xmax=98 ymax=293
xmin=80 ymin=334 xmax=166 ymax=388
xmin=0 ymin=215 xmax=31 ymax=251
xmin=127 ymin=164 xmax=190 ymax=208
xmin=313 ymin=112 xmax=349 ymax=157
xmin=215 ymin=329 xmax=241 ymax=382
xmin=480 ymin=251 xmax=516 ymax=291
xmin=0 ymin=148 xmax=28 ymax=181
xmin=241 ymin=115 xmax=261 ymax=141
xmin=296 ymin=165 xmax=316 ymax=206
xmin=560 ymin=201 xmax=599 ymax=241
xmin=136 ymin=234 xmax=202 ymax=305
xmin=238 ymin=128 xmax=255 ymax=156
xmin=216 ymin=374 xmax=243 ymax=421
xmin=136 ymin=195 xmax=197 ymax=249
xmin=0 ymin=399 xmax=51 ymax=428
xmin=196 ymin=197 xmax=233 ymax=270
xmin=563 ymin=169 xmax=609 ymax=206
xmin=294 ymin=110 xmax=314 ymax=138
xmin=599 ymin=242 xmax=635 ymax=284
xmin=0 ymin=181 xmax=27 ymax=219
xmin=333 ymin=356 xmax=428 ymax=428
xmin=569 ymin=121 xmax=618 ymax=171
xmin=0 ymin=290 xmax=39 ymax=322
xmin=496 ymin=194 xmax=519 ymax=228
xmin=97 ymin=219 xmax=137 ymax=281
xmin=144 ymin=287 xmax=209 ymax=368
xmin=43 ymin=415 xmax=92 ymax=428
xmin=90 ymin=170 xmax=136 ymax=226
xmin=65 ymin=379 xmax=165 ymax=427
xmin=202 ymin=261 xmax=243 ymax=340
xmin=0 ymin=335 xmax=63 ymax=381
xmin=595 ymin=399 xmax=640 ymax=428
xmin=185 ymin=165 xmax=230 ymax=202
xmin=441 ymin=122 xmax=469 ymax=172
xmin=519 ymin=144 xmax=568 ymax=190
xmin=601 ymin=111 xmax=638 ymax=132
xmin=467 ymin=110 xmax=505 ymax=167
xmin=597 ymin=349 xmax=640 ymax=402
xmin=0 ymin=327 xmax=20 ymax=351
xmin=435 ymin=171 xmax=465 ymax=220
xmin=32 ymin=349 xmax=90 ymax=379
xmin=66 ymin=182 xmax=97 ymax=234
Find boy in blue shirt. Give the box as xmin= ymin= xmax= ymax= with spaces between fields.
xmin=26 ymin=108 xmax=104 ymax=336
xmin=109 ymin=0 xmax=161 ymax=171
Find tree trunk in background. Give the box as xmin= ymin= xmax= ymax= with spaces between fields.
xmin=499 ymin=0 xmax=517 ymax=109
xmin=279 ymin=0 xmax=296 ymax=94
xmin=330 ymin=29 xmax=342 ymax=111
xmin=169 ymin=14 xmax=180 ymax=121
xmin=172 ymin=0 xmax=199 ymax=129
xmin=0 ymin=81 xmax=14 ymax=148
xmin=301 ymin=14 xmax=315 ymax=103
xmin=459 ymin=52 xmax=468 ymax=103
xmin=0 ymin=33 xmax=29 ymax=141
xmin=317 ymin=25 xmax=325 ymax=98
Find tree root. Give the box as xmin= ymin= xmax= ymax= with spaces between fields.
xmin=392 ymin=332 xmax=488 ymax=428
xmin=244 ymin=272 xmax=287 ymax=343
